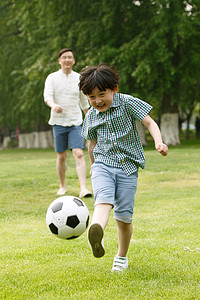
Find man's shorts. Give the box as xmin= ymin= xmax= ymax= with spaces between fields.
xmin=91 ymin=162 xmax=138 ymax=223
xmin=52 ymin=125 xmax=84 ymax=153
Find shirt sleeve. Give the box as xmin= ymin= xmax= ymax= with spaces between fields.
xmin=81 ymin=111 xmax=97 ymax=140
xmin=43 ymin=74 xmax=54 ymax=102
xmin=79 ymin=91 xmax=90 ymax=110
xmin=126 ymin=96 xmax=153 ymax=121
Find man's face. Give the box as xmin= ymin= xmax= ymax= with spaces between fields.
xmin=58 ymin=51 xmax=75 ymax=72
xmin=87 ymin=86 xmax=118 ymax=112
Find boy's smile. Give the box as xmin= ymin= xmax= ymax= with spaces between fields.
xmin=87 ymin=86 xmax=118 ymax=112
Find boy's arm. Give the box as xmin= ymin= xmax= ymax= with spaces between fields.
xmin=142 ymin=115 xmax=168 ymax=156
xmin=88 ymin=138 xmax=97 ymax=165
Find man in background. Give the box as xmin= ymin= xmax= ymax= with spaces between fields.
xmin=44 ymin=48 xmax=92 ymax=198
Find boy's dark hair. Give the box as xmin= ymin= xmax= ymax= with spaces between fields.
xmin=79 ymin=63 xmax=119 ymax=95
xmin=58 ymin=48 xmax=75 ymax=58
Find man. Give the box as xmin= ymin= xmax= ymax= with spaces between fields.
xmin=44 ymin=48 xmax=92 ymax=198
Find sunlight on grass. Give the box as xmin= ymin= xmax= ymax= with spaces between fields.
xmin=0 ymin=143 xmax=200 ymax=299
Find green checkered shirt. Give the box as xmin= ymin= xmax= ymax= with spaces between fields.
xmin=82 ymin=93 xmax=152 ymax=176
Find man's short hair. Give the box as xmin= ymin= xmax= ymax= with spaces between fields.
xmin=58 ymin=48 xmax=75 ymax=58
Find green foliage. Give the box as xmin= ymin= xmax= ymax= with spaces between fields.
xmin=0 ymin=0 xmax=199 ymax=132
xmin=0 ymin=144 xmax=200 ymax=299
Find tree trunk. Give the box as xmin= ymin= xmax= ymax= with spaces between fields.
xmin=186 ymin=114 xmax=190 ymax=140
xmin=18 ymin=131 xmax=54 ymax=148
xmin=2 ymin=136 xmax=11 ymax=148
xmin=18 ymin=134 xmax=26 ymax=148
xmin=161 ymin=93 xmax=180 ymax=146
xmin=19 ymin=133 xmax=34 ymax=148
xmin=160 ymin=113 xmax=180 ymax=145
xmin=39 ymin=131 xmax=54 ymax=148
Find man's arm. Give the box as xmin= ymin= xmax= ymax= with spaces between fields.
xmin=142 ymin=115 xmax=168 ymax=156
xmin=44 ymin=74 xmax=63 ymax=113
xmin=83 ymin=108 xmax=89 ymax=115
xmin=45 ymin=100 xmax=63 ymax=113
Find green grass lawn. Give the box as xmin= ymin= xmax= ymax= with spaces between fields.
xmin=0 ymin=140 xmax=200 ymax=299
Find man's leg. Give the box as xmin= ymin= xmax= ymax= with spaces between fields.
xmin=56 ymin=151 xmax=67 ymax=195
xmin=72 ymin=148 xmax=92 ymax=197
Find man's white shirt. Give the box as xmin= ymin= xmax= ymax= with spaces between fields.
xmin=44 ymin=69 xmax=89 ymax=126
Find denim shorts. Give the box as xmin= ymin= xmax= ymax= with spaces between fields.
xmin=91 ymin=162 xmax=138 ymax=223
xmin=52 ymin=125 xmax=84 ymax=153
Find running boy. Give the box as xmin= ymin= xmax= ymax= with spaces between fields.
xmin=79 ymin=63 xmax=168 ymax=273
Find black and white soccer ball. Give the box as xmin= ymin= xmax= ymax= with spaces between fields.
xmin=46 ymin=196 xmax=89 ymax=240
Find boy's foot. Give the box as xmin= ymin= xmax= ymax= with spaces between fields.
xmin=88 ymin=223 xmax=105 ymax=258
xmin=111 ymin=255 xmax=128 ymax=273
xmin=57 ymin=187 xmax=67 ymax=195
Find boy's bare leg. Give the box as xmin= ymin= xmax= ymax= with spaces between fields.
xmin=116 ymin=220 xmax=133 ymax=257
xmin=88 ymin=204 xmax=112 ymax=257
xmin=91 ymin=204 xmax=113 ymax=229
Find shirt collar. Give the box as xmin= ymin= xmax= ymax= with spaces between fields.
xmin=59 ymin=69 xmax=74 ymax=76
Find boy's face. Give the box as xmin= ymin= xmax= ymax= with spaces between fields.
xmin=87 ymin=86 xmax=118 ymax=112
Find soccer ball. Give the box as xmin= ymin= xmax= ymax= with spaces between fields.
xmin=46 ymin=196 xmax=89 ymax=240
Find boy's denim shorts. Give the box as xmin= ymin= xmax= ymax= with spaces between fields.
xmin=52 ymin=125 xmax=84 ymax=153
xmin=91 ymin=162 xmax=138 ymax=223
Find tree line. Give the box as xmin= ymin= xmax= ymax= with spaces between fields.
xmin=0 ymin=0 xmax=200 ymax=146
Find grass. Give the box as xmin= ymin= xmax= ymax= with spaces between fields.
xmin=0 ymin=140 xmax=200 ymax=299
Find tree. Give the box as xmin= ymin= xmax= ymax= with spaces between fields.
xmin=114 ymin=0 xmax=200 ymax=145
xmin=0 ymin=0 xmax=199 ymax=147
xmin=0 ymin=0 xmax=22 ymax=142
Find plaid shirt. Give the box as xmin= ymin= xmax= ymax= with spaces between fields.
xmin=82 ymin=93 xmax=152 ymax=176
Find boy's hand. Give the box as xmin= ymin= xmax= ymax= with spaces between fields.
xmin=155 ymin=142 xmax=168 ymax=156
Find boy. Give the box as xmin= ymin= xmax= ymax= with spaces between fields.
xmin=79 ymin=63 xmax=168 ymax=273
